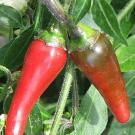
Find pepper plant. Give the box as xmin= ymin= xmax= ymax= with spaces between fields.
xmin=0 ymin=0 xmax=135 ymax=135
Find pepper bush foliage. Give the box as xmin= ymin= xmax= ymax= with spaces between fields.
xmin=0 ymin=0 xmax=135 ymax=135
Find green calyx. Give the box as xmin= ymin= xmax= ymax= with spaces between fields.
xmin=40 ymin=28 xmax=65 ymax=49
xmin=70 ymin=23 xmax=98 ymax=51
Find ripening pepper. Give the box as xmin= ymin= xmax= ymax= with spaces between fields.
xmin=6 ymin=30 xmax=67 ymax=135
xmin=70 ymin=23 xmax=130 ymax=123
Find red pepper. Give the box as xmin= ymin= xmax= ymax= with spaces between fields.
xmin=6 ymin=39 xmax=67 ymax=135
xmin=70 ymin=24 xmax=130 ymax=123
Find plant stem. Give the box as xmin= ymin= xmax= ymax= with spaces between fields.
xmin=43 ymin=0 xmax=81 ymax=38
xmin=118 ymin=0 xmax=135 ymax=21
xmin=0 ymin=65 xmax=12 ymax=87
xmin=50 ymin=60 xmax=74 ymax=135
xmin=0 ymin=65 xmax=13 ymax=113
xmin=43 ymin=0 xmax=72 ymax=25
xmin=72 ymin=70 xmax=79 ymax=116
xmin=34 ymin=0 xmax=43 ymax=31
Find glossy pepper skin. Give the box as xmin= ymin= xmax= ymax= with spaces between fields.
xmin=71 ymin=32 xmax=130 ymax=123
xmin=6 ymin=39 xmax=67 ymax=135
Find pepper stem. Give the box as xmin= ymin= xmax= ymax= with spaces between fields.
xmin=50 ymin=60 xmax=74 ymax=135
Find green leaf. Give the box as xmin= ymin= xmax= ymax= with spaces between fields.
xmin=71 ymin=0 xmax=91 ymax=23
xmin=91 ymin=0 xmax=127 ymax=45
xmin=39 ymin=3 xmax=52 ymax=29
xmin=120 ymin=13 xmax=135 ymax=37
xmin=106 ymin=0 xmax=112 ymax=3
xmin=0 ymin=4 xmax=23 ymax=28
xmin=37 ymin=102 xmax=52 ymax=120
xmin=70 ymin=85 xmax=108 ymax=135
xmin=3 ymin=26 xmax=34 ymax=70
xmin=108 ymin=99 xmax=135 ymax=135
xmin=116 ymin=35 xmax=135 ymax=72
xmin=0 ymin=24 xmax=10 ymax=37
xmin=80 ymin=13 xmax=100 ymax=30
xmin=111 ymin=0 xmax=129 ymax=13
xmin=119 ymin=6 xmax=135 ymax=37
xmin=0 ymin=41 xmax=12 ymax=65
xmin=124 ymin=71 xmax=135 ymax=98
xmin=25 ymin=104 xmax=43 ymax=135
